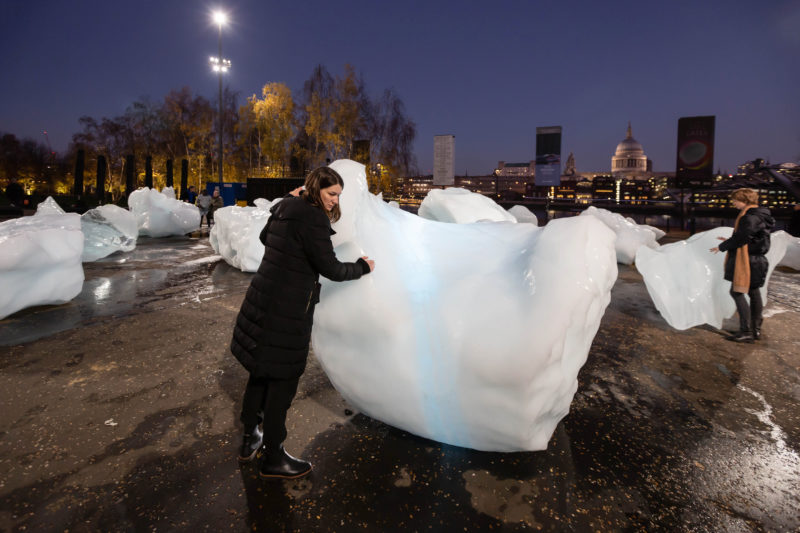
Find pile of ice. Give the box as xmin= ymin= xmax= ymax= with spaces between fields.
xmin=128 ymin=187 xmax=200 ymax=237
xmin=635 ymin=228 xmax=788 ymax=330
xmin=508 ymin=205 xmax=539 ymax=225
xmin=35 ymin=196 xmax=68 ymax=216
xmin=209 ymin=198 xmax=275 ymax=272
xmin=308 ymin=160 xmax=618 ymax=452
xmin=161 ymin=186 xmax=177 ymax=200
xmin=772 ymin=231 xmax=800 ymax=270
xmin=579 ymin=206 xmax=662 ymax=265
xmin=418 ymin=187 xmax=517 ymax=224
xmin=81 ymin=204 xmax=138 ymax=262
xmin=0 ymin=209 xmax=84 ymax=320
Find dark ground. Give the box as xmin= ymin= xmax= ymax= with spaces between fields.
xmin=0 ymin=230 xmax=798 ymax=532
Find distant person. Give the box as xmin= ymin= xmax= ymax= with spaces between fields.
xmin=5 ymin=177 xmax=25 ymax=207
xmin=197 ymin=189 xmax=212 ymax=227
xmin=182 ymin=185 xmax=197 ymax=204
xmin=230 ymin=166 xmax=374 ymax=479
xmin=209 ymin=188 xmax=224 ymax=226
xmin=710 ymin=188 xmax=774 ymax=342
xmin=789 ymin=204 xmax=800 ymax=237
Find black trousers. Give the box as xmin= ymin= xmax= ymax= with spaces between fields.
xmin=730 ymin=288 xmax=763 ymax=332
xmin=240 ymin=374 xmax=300 ymax=449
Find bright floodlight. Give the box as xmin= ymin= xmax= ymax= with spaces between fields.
xmin=212 ymin=10 xmax=227 ymax=26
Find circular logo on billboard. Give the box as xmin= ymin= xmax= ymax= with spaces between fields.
xmin=679 ymin=141 xmax=710 ymax=169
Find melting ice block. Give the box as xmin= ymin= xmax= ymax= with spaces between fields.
xmin=0 ymin=213 xmax=84 ymax=320
xmin=128 ymin=187 xmax=200 ymax=237
xmin=35 ymin=196 xmax=67 ymax=215
xmin=311 ymin=160 xmax=618 ymax=452
xmin=209 ymin=198 xmax=274 ymax=272
xmin=81 ymin=205 xmax=138 ymax=262
xmin=508 ymin=205 xmax=539 ymax=225
xmin=161 ymin=186 xmax=177 ymax=200
xmin=580 ymin=206 xmax=660 ymax=265
xmin=635 ymin=228 xmax=788 ymax=330
xmin=772 ymin=230 xmax=800 ymax=270
xmin=419 ymin=188 xmax=517 ymax=224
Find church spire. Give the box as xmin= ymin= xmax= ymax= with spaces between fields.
xmin=626 ymin=122 xmax=632 ymax=139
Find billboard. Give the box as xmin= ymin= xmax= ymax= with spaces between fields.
xmin=676 ymin=116 xmax=715 ymax=187
xmin=535 ymin=126 xmax=562 ymax=186
xmin=433 ymin=135 xmax=455 ymax=186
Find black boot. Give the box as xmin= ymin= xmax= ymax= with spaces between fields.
xmin=729 ymin=330 xmax=754 ymax=343
xmin=238 ymin=425 xmax=263 ymax=463
xmin=259 ymin=445 xmax=312 ymax=479
xmin=752 ymin=318 xmax=763 ymax=340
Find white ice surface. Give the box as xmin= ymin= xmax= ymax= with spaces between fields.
xmin=579 ymin=206 xmax=660 ymax=265
xmin=209 ymin=198 xmax=274 ymax=272
xmin=161 ymin=186 xmax=176 ymax=200
xmin=418 ymin=187 xmax=517 ymax=224
xmin=128 ymin=187 xmax=200 ymax=237
xmin=508 ymin=205 xmax=539 ymax=225
xmin=310 ymin=160 xmax=618 ymax=452
xmin=772 ymin=230 xmax=800 ymax=270
xmin=0 ymin=213 xmax=84 ymax=320
xmin=81 ymin=205 xmax=138 ymax=262
xmin=35 ymin=196 xmax=66 ymax=215
xmin=635 ymin=228 xmax=788 ymax=330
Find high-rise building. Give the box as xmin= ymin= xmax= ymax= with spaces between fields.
xmin=434 ymin=135 xmax=455 ymax=186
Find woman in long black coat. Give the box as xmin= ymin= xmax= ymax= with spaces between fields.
xmin=230 ymin=166 xmax=374 ymax=479
xmin=710 ymin=188 xmax=774 ymax=342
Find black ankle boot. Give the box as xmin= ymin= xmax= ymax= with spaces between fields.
xmin=238 ymin=425 xmax=263 ymax=462
xmin=752 ymin=318 xmax=762 ymax=340
xmin=259 ymin=445 xmax=312 ymax=479
xmin=729 ymin=330 xmax=754 ymax=342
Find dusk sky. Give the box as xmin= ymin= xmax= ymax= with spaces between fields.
xmin=1 ymin=0 xmax=798 ymax=175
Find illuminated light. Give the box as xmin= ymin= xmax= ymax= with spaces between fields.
xmin=212 ymin=10 xmax=228 ymax=26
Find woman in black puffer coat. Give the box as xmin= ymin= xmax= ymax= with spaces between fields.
xmin=710 ymin=188 xmax=774 ymax=342
xmin=230 ymin=166 xmax=374 ymax=479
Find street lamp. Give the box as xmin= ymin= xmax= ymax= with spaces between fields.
xmin=209 ymin=10 xmax=231 ymax=188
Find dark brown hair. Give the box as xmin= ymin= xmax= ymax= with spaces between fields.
xmin=302 ymin=167 xmax=344 ymax=222
xmin=729 ymin=188 xmax=758 ymax=205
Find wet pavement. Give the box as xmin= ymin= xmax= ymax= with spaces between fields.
xmin=1 ymin=231 xmax=799 ymax=532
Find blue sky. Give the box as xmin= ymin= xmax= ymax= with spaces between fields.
xmin=1 ymin=0 xmax=798 ymax=175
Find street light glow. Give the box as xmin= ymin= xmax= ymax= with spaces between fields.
xmin=212 ymin=10 xmax=227 ymax=27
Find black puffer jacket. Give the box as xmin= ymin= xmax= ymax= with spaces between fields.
xmin=719 ymin=206 xmax=775 ymax=289
xmin=230 ymin=196 xmax=370 ymax=378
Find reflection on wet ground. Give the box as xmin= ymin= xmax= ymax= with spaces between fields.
xmin=0 ymin=232 xmax=252 ymax=345
xmin=0 ymin=231 xmax=798 ymax=531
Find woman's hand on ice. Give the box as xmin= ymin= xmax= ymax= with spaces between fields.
xmin=361 ymin=256 xmax=375 ymax=271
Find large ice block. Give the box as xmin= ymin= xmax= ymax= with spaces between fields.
xmin=772 ymin=230 xmax=800 ymax=270
xmin=580 ymin=206 xmax=660 ymax=265
xmin=209 ymin=198 xmax=274 ymax=272
xmin=507 ymin=205 xmax=539 ymax=225
xmin=0 ymin=213 xmax=84 ymax=320
xmin=418 ymin=187 xmax=517 ymax=224
xmin=310 ymin=160 xmax=618 ymax=452
xmin=635 ymin=228 xmax=788 ymax=330
xmin=81 ymin=204 xmax=138 ymax=262
xmin=128 ymin=187 xmax=200 ymax=237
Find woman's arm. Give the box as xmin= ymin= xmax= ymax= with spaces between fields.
xmin=718 ymin=214 xmax=757 ymax=253
xmin=298 ymin=215 xmax=371 ymax=281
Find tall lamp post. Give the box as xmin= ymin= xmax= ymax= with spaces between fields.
xmin=209 ymin=10 xmax=231 ymax=188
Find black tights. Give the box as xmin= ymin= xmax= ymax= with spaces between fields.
xmin=730 ymin=288 xmax=763 ymax=332
xmin=240 ymin=375 xmax=299 ymax=450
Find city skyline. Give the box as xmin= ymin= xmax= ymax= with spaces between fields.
xmin=1 ymin=1 xmax=798 ymax=176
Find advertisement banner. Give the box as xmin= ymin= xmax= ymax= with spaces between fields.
xmin=535 ymin=126 xmax=562 ymax=186
xmin=676 ymin=116 xmax=715 ymax=187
